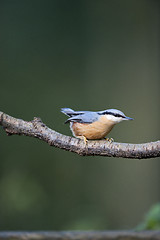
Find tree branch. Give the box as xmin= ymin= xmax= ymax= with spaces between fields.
xmin=0 ymin=231 xmax=160 ymax=240
xmin=0 ymin=111 xmax=159 ymax=159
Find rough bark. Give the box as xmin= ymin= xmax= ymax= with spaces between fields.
xmin=0 ymin=111 xmax=159 ymax=159
xmin=0 ymin=231 xmax=160 ymax=240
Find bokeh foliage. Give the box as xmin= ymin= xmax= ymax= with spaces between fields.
xmin=137 ymin=203 xmax=160 ymax=230
xmin=0 ymin=0 xmax=159 ymax=230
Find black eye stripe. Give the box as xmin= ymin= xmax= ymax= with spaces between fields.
xmin=98 ymin=111 xmax=125 ymax=118
xmin=113 ymin=113 xmax=124 ymax=118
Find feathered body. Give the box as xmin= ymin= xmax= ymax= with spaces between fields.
xmin=61 ymin=108 xmax=133 ymax=140
xmin=70 ymin=116 xmax=115 ymax=139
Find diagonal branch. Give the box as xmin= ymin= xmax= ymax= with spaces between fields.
xmin=1 ymin=231 xmax=160 ymax=240
xmin=0 ymin=111 xmax=159 ymax=159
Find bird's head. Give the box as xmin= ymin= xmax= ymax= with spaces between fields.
xmin=99 ymin=109 xmax=133 ymax=124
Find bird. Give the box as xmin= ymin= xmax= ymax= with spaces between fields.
xmin=61 ymin=108 xmax=133 ymax=143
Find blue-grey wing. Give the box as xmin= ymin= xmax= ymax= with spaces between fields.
xmin=64 ymin=112 xmax=99 ymax=124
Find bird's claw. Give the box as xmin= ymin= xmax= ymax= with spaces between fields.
xmin=77 ymin=136 xmax=88 ymax=145
xmin=106 ymin=137 xmax=114 ymax=143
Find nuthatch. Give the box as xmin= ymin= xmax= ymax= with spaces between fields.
xmin=61 ymin=108 xmax=133 ymax=143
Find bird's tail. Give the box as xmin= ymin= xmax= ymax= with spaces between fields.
xmin=61 ymin=108 xmax=75 ymax=116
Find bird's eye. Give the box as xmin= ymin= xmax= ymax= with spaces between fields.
xmin=114 ymin=114 xmax=124 ymax=118
xmin=114 ymin=114 xmax=121 ymax=117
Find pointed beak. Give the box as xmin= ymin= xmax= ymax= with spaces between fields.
xmin=125 ymin=116 xmax=134 ymax=120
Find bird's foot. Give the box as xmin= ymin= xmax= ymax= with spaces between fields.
xmin=105 ymin=137 xmax=114 ymax=143
xmin=77 ymin=135 xmax=88 ymax=145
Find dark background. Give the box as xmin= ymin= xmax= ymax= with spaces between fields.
xmin=0 ymin=0 xmax=159 ymax=230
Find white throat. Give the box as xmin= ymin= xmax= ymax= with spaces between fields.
xmin=105 ymin=114 xmax=123 ymax=123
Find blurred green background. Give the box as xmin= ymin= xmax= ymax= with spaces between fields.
xmin=0 ymin=0 xmax=159 ymax=230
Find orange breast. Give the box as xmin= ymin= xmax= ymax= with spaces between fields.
xmin=70 ymin=116 xmax=115 ymax=140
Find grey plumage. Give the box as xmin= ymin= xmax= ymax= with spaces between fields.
xmin=61 ymin=108 xmax=99 ymax=124
xmin=99 ymin=109 xmax=127 ymax=118
xmin=61 ymin=108 xmax=133 ymax=124
xmin=61 ymin=108 xmax=133 ymax=140
xmin=61 ymin=108 xmax=84 ymax=117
